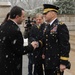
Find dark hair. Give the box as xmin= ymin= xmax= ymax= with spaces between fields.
xmin=10 ymin=6 xmax=24 ymax=19
xmin=1 ymin=12 xmax=10 ymax=24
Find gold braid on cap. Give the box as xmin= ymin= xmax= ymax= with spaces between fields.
xmin=43 ymin=8 xmax=58 ymax=13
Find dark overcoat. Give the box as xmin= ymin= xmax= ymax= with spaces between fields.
xmin=40 ymin=19 xmax=70 ymax=69
xmin=29 ymin=23 xmax=45 ymax=64
xmin=0 ymin=20 xmax=33 ymax=75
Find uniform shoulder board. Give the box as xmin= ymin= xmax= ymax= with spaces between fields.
xmin=58 ymin=21 xmax=64 ymax=25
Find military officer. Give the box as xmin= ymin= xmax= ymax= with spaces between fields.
xmin=29 ymin=13 xmax=46 ymax=75
xmin=39 ymin=4 xmax=70 ymax=75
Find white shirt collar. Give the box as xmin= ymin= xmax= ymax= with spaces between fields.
xmin=50 ymin=18 xmax=57 ymax=26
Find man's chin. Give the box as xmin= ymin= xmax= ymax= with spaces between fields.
xmin=18 ymin=22 xmax=22 ymax=25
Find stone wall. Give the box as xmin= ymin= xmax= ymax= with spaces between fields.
xmin=0 ymin=2 xmax=11 ymax=24
xmin=58 ymin=15 xmax=75 ymax=30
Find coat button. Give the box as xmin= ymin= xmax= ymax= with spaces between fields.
xmin=46 ymin=43 xmax=48 ymax=46
xmin=48 ymin=58 xmax=50 ymax=60
xmin=46 ymin=48 xmax=48 ymax=50
xmin=46 ymin=35 xmax=48 ymax=37
xmin=46 ymin=39 xmax=48 ymax=41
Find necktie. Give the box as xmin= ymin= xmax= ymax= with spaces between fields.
xmin=37 ymin=25 xmax=40 ymax=29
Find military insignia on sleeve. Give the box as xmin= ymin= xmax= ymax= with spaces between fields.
xmin=58 ymin=21 xmax=64 ymax=25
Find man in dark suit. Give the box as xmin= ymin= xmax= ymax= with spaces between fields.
xmin=29 ymin=13 xmax=46 ymax=75
xmin=0 ymin=6 xmax=38 ymax=75
xmin=39 ymin=4 xmax=70 ymax=75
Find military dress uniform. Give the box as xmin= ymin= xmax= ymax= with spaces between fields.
xmin=39 ymin=19 xmax=70 ymax=75
xmin=29 ymin=23 xmax=46 ymax=75
xmin=38 ymin=4 xmax=70 ymax=75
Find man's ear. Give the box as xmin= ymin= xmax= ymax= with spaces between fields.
xmin=16 ymin=15 xmax=20 ymax=19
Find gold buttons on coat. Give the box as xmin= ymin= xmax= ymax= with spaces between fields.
xmin=46 ymin=39 xmax=48 ymax=41
xmin=46 ymin=48 xmax=48 ymax=50
xmin=46 ymin=35 xmax=48 ymax=37
xmin=46 ymin=43 xmax=48 ymax=46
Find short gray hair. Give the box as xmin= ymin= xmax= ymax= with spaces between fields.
xmin=35 ymin=13 xmax=43 ymax=19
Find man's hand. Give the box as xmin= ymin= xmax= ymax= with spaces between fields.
xmin=42 ymin=54 xmax=45 ymax=59
xmin=60 ymin=64 xmax=66 ymax=72
xmin=31 ymin=41 xmax=39 ymax=49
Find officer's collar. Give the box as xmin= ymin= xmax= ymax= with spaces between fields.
xmin=49 ymin=18 xmax=57 ymax=26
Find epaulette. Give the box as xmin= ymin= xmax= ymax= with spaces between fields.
xmin=58 ymin=21 xmax=64 ymax=25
